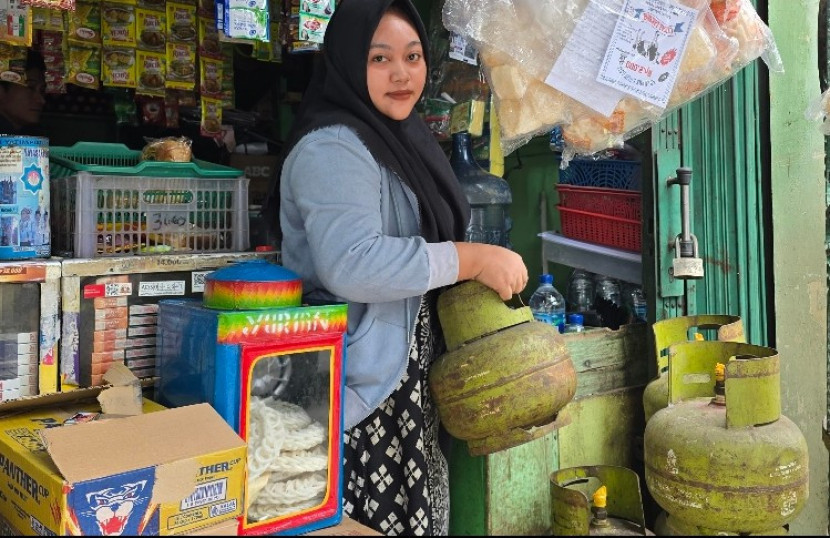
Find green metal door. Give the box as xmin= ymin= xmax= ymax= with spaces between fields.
xmin=649 ymin=65 xmax=770 ymax=347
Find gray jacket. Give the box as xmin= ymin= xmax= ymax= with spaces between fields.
xmin=280 ymin=125 xmax=459 ymax=429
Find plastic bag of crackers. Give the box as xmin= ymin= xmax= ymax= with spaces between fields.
xmin=443 ymin=0 xmax=782 ymax=165
xmin=805 ymin=88 xmax=830 ymax=135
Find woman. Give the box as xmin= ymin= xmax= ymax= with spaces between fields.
xmin=0 ymin=49 xmax=46 ymax=135
xmin=278 ymin=0 xmax=528 ymax=534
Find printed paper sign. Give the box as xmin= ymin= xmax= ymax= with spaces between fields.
xmin=138 ymin=280 xmax=185 ymax=296
xmin=0 ymin=146 xmax=23 ymax=174
xmin=545 ymin=0 xmax=627 ymax=117
xmin=597 ymin=0 xmax=698 ymax=109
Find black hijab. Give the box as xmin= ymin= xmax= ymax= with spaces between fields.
xmin=267 ymin=0 xmax=470 ymax=244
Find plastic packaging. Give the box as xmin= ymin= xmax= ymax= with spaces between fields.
xmin=141 ymin=136 xmax=193 ymax=162
xmin=442 ymin=0 xmax=783 ymax=163
xmin=805 ymin=88 xmax=830 ymax=135
xmin=529 ymin=273 xmax=567 ymax=332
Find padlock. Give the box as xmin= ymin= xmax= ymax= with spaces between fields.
xmin=671 ymin=235 xmax=704 ymax=279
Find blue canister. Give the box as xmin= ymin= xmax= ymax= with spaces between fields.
xmin=0 ymin=135 xmax=49 ymax=259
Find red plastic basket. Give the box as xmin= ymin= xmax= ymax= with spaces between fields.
xmin=556 ymin=206 xmax=642 ymax=252
xmin=556 ymin=184 xmax=642 ymax=220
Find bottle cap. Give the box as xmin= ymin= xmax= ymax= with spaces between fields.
xmin=540 ymin=274 xmax=553 ymax=285
xmin=567 ymin=313 xmax=583 ymax=325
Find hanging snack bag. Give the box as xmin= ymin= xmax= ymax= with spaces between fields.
xmin=136 ymin=7 xmax=166 ymax=51
xmin=102 ymin=46 xmax=136 ymax=87
xmin=164 ymin=91 xmax=180 ymax=128
xmin=136 ymin=48 xmax=166 ymax=96
xmin=67 ymin=0 xmax=101 ymax=45
xmin=67 ymin=43 xmax=101 ymax=89
xmin=220 ymin=44 xmax=234 ymax=107
xmin=199 ymin=56 xmax=222 ymax=98
xmin=167 ymin=1 xmax=197 ymax=43
xmin=137 ymin=95 xmax=166 ymax=127
xmin=101 ymin=2 xmax=136 ymax=47
xmin=0 ymin=43 xmax=27 ymax=84
xmin=200 ymin=96 xmax=222 ymax=137
xmin=224 ymin=0 xmax=269 ymax=42
xmin=165 ymin=41 xmax=196 ymax=90
xmin=0 ymin=0 xmax=33 ymax=47
xmin=198 ymin=14 xmax=221 ymax=58
xmin=32 ymin=7 xmax=65 ymax=32
xmin=442 ymin=0 xmax=782 ymax=162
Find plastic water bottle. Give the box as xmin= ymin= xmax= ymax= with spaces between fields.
xmin=529 ymin=274 xmax=566 ymax=332
xmin=594 ymin=275 xmax=622 ymax=307
xmin=567 ymin=269 xmax=595 ymax=315
xmin=624 ymin=284 xmax=647 ymax=323
xmin=563 ymin=313 xmax=585 ymax=334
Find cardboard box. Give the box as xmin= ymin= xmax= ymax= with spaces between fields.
xmin=183 ymin=518 xmax=239 ymax=535
xmin=228 ymin=154 xmax=279 ymax=207
xmin=0 ymin=365 xmax=247 ymax=536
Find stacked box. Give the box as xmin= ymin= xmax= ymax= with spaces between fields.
xmin=0 ymin=260 xmax=61 ymax=400
xmin=60 ymin=251 xmax=274 ymax=387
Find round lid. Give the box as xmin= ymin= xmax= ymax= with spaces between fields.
xmin=205 ymin=259 xmax=299 ymax=284
xmin=203 ymin=260 xmax=303 ymax=310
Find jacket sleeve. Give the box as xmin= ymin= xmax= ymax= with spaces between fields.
xmin=281 ymin=126 xmax=459 ymax=303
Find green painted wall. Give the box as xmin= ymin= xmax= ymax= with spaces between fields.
xmin=502 ymin=137 xmax=563 ymax=298
xmin=768 ymin=1 xmax=830 ymax=534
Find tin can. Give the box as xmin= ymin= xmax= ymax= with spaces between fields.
xmin=0 ymin=136 xmax=49 ymax=260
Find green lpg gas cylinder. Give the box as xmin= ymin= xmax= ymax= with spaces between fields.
xmin=644 ymin=341 xmax=809 ymax=534
xmin=429 ymin=281 xmax=577 ymax=456
xmin=643 ymin=315 xmax=744 ymax=423
xmin=653 ymin=511 xmax=788 ymax=536
xmin=551 ymin=466 xmax=654 ymax=536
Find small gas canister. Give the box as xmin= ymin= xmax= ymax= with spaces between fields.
xmin=644 ymin=341 xmax=808 ymax=534
xmin=550 ymin=465 xmax=655 ymax=536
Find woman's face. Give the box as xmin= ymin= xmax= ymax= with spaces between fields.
xmin=0 ymin=67 xmax=46 ymax=130
xmin=366 ymin=9 xmax=426 ymax=121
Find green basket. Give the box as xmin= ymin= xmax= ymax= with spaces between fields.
xmin=50 ymin=142 xmax=244 ymax=179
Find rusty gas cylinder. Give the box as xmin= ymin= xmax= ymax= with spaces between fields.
xmin=643 ymin=315 xmax=744 ymax=423
xmin=551 ymin=466 xmax=654 ymax=536
xmin=653 ymin=511 xmax=788 ymax=536
xmin=429 ymin=280 xmax=576 ymax=456
xmin=644 ymin=341 xmax=808 ymax=534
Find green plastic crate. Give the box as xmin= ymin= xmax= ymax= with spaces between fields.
xmin=50 ymin=142 xmax=244 ymax=179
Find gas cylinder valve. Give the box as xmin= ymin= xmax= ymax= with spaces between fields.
xmin=712 ymin=363 xmax=726 ymax=406
xmin=590 ymin=486 xmax=610 ymax=528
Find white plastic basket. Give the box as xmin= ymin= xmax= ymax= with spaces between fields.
xmin=51 ymin=172 xmax=250 ymax=258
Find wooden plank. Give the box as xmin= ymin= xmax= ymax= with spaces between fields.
xmin=558 ymin=387 xmax=646 ymax=471
xmin=486 ymin=433 xmax=559 ymax=536
xmin=563 ymin=322 xmax=652 ymax=399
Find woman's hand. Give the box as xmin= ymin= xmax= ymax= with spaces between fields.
xmin=454 ymin=242 xmax=529 ymax=300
